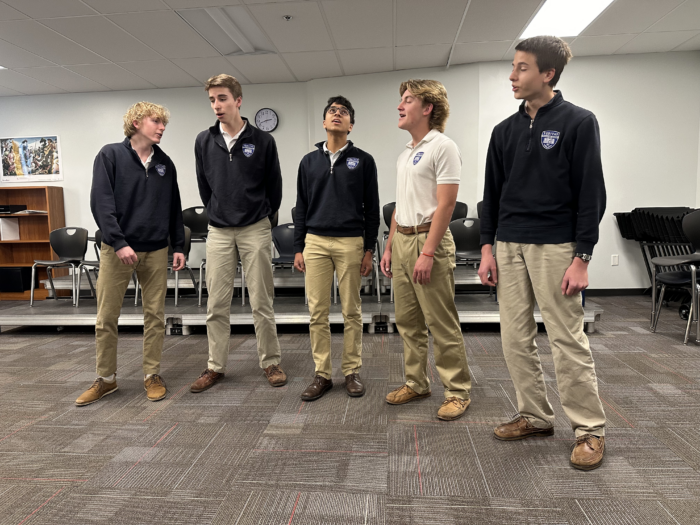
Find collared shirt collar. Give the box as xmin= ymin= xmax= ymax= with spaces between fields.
xmin=323 ymin=141 xmax=349 ymax=156
xmin=220 ymin=120 xmax=247 ymax=150
xmin=405 ymin=128 xmax=441 ymax=149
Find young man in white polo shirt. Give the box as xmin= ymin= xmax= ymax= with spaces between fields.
xmin=380 ymin=79 xmax=471 ymax=421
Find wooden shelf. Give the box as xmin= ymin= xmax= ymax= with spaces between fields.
xmin=0 ymin=213 xmax=48 ymax=218
xmin=0 ymin=240 xmax=50 ymax=243
xmin=0 ymin=262 xmax=35 ymax=267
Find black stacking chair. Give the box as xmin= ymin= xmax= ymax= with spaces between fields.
xmin=169 ymin=226 xmax=197 ymax=306
xmin=449 ymin=218 xmax=482 ymax=265
xmin=30 ymin=227 xmax=88 ymax=307
xmin=183 ymin=206 xmax=209 ymax=240
xmin=477 ymin=201 xmax=483 ymax=218
xmin=451 ymin=201 xmax=468 ymax=221
xmin=650 ymin=210 xmax=700 ymax=344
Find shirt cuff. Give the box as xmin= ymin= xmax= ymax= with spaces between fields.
xmin=479 ymin=233 xmax=495 ymax=246
xmin=575 ymin=241 xmax=594 ymax=256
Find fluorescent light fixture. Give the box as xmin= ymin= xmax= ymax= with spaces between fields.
xmin=0 ymin=65 xmax=6 ymax=69
xmin=520 ymin=0 xmax=615 ymax=39
xmin=177 ymin=7 xmax=275 ymax=56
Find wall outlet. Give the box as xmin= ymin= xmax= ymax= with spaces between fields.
xmin=611 ymin=254 xmax=619 ymax=266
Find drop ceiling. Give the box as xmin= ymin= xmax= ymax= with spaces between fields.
xmin=0 ymin=0 xmax=697 ymax=96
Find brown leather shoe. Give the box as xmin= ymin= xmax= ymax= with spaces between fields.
xmin=345 ymin=373 xmax=365 ymax=397
xmin=144 ymin=374 xmax=167 ymax=402
xmin=570 ymin=434 xmax=605 ymax=471
xmin=494 ymin=415 xmax=554 ymax=441
xmin=386 ymin=384 xmax=431 ymax=405
xmin=264 ymin=364 xmax=287 ymax=387
xmin=190 ymin=369 xmax=224 ymax=393
xmin=75 ymin=377 xmax=118 ymax=406
xmin=301 ymin=375 xmax=333 ymax=401
xmin=437 ymin=397 xmax=471 ymax=421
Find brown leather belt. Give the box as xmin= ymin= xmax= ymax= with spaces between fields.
xmin=397 ymin=223 xmax=431 ymax=235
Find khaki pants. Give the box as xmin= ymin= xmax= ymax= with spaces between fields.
xmin=205 ymin=218 xmax=281 ymax=371
xmin=95 ymin=244 xmax=168 ymax=377
xmin=392 ymin=230 xmax=471 ymax=400
xmin=303 ymin=234 xmax=363 ymax=379
xmin=496 ymin=241 xmax=606 ymax=437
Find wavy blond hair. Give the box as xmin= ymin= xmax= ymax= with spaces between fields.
xmin=123 ymin=101 xmax=170 ymax=137
xmin=399 ymin=79 xmax=450 ymax=133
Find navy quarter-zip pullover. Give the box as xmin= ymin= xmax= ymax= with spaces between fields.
xmin=195 ymin=117 xmax=282 ymax=228
xmin=480 ymin=91 xmax=606 ymax=255
xmin=293 ymin=141 xmax=380 ymax=253
xmin=90 ymin=138 xmax=185 ymax=253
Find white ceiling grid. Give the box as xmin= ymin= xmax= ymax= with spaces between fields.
xmin=0 ymin=0 xmax=697 ymax=96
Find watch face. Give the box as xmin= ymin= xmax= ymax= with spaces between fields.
xmin=255 ymin=108 xmax=278 ymax=132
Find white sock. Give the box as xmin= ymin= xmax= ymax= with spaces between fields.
xmin=100 ymin=374 xmax=115 ymax=382
xmin=145 ymin=374 xmax=153 ymax=379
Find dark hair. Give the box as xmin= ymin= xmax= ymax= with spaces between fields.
xmin=515 ymin=36 xmax=573 ymax=88
xmin=323 ymin=95 xmax=355 ymax=125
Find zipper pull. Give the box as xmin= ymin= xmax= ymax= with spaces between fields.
xmin=530 ymin=119 xmax=533 ymax=129
xmin=229 ymin=153 xmax=232 ymax=162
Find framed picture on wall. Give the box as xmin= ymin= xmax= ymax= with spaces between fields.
xmin=1 ymin=135 xmax=63 ymax=182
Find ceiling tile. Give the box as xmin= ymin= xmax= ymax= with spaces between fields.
xmin=4 ymin=0 xmax=95 ymax=18
xmin=14 ymin=66 xmax=110 ymax=92
xmin=583 ymin=0 xmax=685 ymax=36
xmin=226 ymin=53 xmax=295 ymax=83
xmin=243 ymin=0 xmax=298 ymax=3
xmin=615 ymin=30 xmax=700 ymax=54
xmin=395 ymin=44 xmax=451 ymax=70
xmin=0 ymin=1 xmax=28 ymax=20
xmin=41 ymin=16 xmax=163 ymax=62
xmin=648 ymin=0 xmax=700 ymax=32
xmin=0 ymin=68 xmax=66 ymax=94
xmin=0 ymin=85 xmax=23 ymax=96
xmin=82 ymin=0 xmax=169 ymax=14
xmin=458 ymin=0 xmax=541 ymax=43
xmin=0 ymin=20 xmax=108 ymax=65
xmin=164 ymin=0 xmax=241 ymax=7
xmin=0 ymin=39 xmax=55 ymax=68
xmin=282 ymin=50 xmax=342 ymax=81
xmin=450 ymin=40 xmax=512 ymax=64
xmin=674 ymin=32 xmax=700 ymax=51
xmin=109 ymin=10 xmax=219 ymax=59
xmin=397 ymin=0 xmax=468 ymax=46
xmin=66 ymin=63 xmax=156 ymax=90
xmin=322 ymin=0 xmax=392 ymax=50
xmin=248 ymin=2 xmax=334 ymax=53
xmin=338 ymin=47 xmax=393 ymax=76
xmin=569 ymin=34 xmax=636 ymax=56
xmin=118 ymin=59 xmax=201 ymax=88
xmin=171 ymin=56 xmax=248 ymax=84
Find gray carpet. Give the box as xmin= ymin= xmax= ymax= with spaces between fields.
xmin=0 ymin=295 xmax=699 ymax=524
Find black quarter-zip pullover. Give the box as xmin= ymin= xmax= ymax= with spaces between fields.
xmin=480 ymin=91 xmax=606 ymax=255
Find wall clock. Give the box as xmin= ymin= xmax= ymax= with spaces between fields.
xmin=255 ymin=108 xmax=279 ymax=132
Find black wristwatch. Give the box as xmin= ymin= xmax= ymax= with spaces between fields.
xmin=365 ymin=247 xmax=375 ymax=255
xmin=575 ymin=253 xmax=592 ymax=262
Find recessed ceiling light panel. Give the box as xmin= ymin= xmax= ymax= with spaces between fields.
xmin=520 ymin=0 xmax=615 ymax=39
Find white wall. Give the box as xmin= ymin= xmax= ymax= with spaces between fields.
xmin=1 ymin=50 xmax=699 ymax=289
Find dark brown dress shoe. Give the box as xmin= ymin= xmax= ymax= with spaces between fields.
xmin=493 ymin=415 xmax=554 ymax=441
xmin=190 ymin=369 xmax=224 ymax=393
xmin=301 ymin=375 xmax=333 ymax=401
xmin=570 ymin=434 xmax=605 ymax=471
xmin=345 ymin=373 xmax=365 ymax=397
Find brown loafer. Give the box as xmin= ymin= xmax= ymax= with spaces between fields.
xmin=437 ymin=397 xmax=470 ymax=421
xmin=345 ymin=373 xmax=365 ymax=397
xmin=494 ymin=415 xmax=554 ymax=441
xmin=190 ymin=369 xmax=224 ymax=393
xmin=264 ymin=364 xmax=287 ymax=387
xmin=144 ymin=374 xmax=167 ymax=402
xmin=386 ymin=384 xmax=431 ymax=405
xmin=570 ymin=434 xmax=605 ymax=471
xmin=75 ymin=377 xmax=118 ymax=406
xmin=301 ymin=375 xmax=333 ymax=401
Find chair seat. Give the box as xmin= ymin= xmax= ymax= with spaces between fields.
xmin=272 ymin=257 xmax=294 ymax=265
xmin=33 ymin=259 xmax=80 ymax=266
xmin=79 ymin=260 xmax=100 ymax=267
xmin=657 ymin=271 xmax=692 ymax=286
xmin=456 ymin=250 xmax=481 ymax=261
xmin=652 ymin=253 xmax=700 ymax=266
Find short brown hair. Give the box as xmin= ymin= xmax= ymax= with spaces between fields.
xmin=205 ymin=74 xmax=242 ymax=99
xmin=399 ymin=79 xmax=450 ymax=133
xmin=122 ymin=101 xmax=170 ymax=137
xmin=515 ymin=36 xmax=573 ymax=88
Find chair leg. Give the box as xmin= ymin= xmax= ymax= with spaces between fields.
xmin=175 ymin=270 xmax=179 ymax=307
xmin=241 ymin=266 xmax=246 ymax=306
xmin=76 ymin=266 xmax=83 ymax=308
xmin=46 ymin=267 xmax=57 ymax=301
xmin=376 ymin=258 xmax=381 ymax=304
xmin=198 ymin=262 xmax=205 ymax=307
xmin=684 ymin=300 xmax=694 ymax=345
xmin=133 ymin=274 xmax=139 ymax=306
xmin=30 ymin=263 xmax=37 ymax=307
xmin=650 ymin=264 xmax=657 ymax=330
xmin=71 ymin=264 xmax=77 ymax=306
xmin=85 ymin=267 xmax=96 ymax=298
xmin=187 ymin=266 xmax=197 ymax=291
xmin=651 ymin=284 xmax=666 ymax=333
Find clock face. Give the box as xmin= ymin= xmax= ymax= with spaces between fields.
xmin=255 ymin=108 xmax=279 ymax=132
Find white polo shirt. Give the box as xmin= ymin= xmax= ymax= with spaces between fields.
xmin=395 ymin=129 xmax=462 ymax=227
xmin=220 ymin=121 xmax=246 ymax=150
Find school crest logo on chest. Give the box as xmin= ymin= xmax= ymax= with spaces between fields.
xmin=413 ymin=151 xmax=424 ymax=165
xmin=242 ymin=144 xmax=255 ymax=157
xmin=346 ymin=157 xmax=359 ymax=170
xmin=155 ymin=164 xmax=166 ymax=176
xmin=541 ymin=131 xmax=560 ymax=150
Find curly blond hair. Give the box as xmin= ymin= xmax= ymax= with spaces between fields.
xmin=399 ymin=79 xmax=450 ymax=133
xmin=123 ymin=101 xmax=170 ymax=137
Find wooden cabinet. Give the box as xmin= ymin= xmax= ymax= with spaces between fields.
xmin=0 ymin=186 xmax=66 ymax=300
